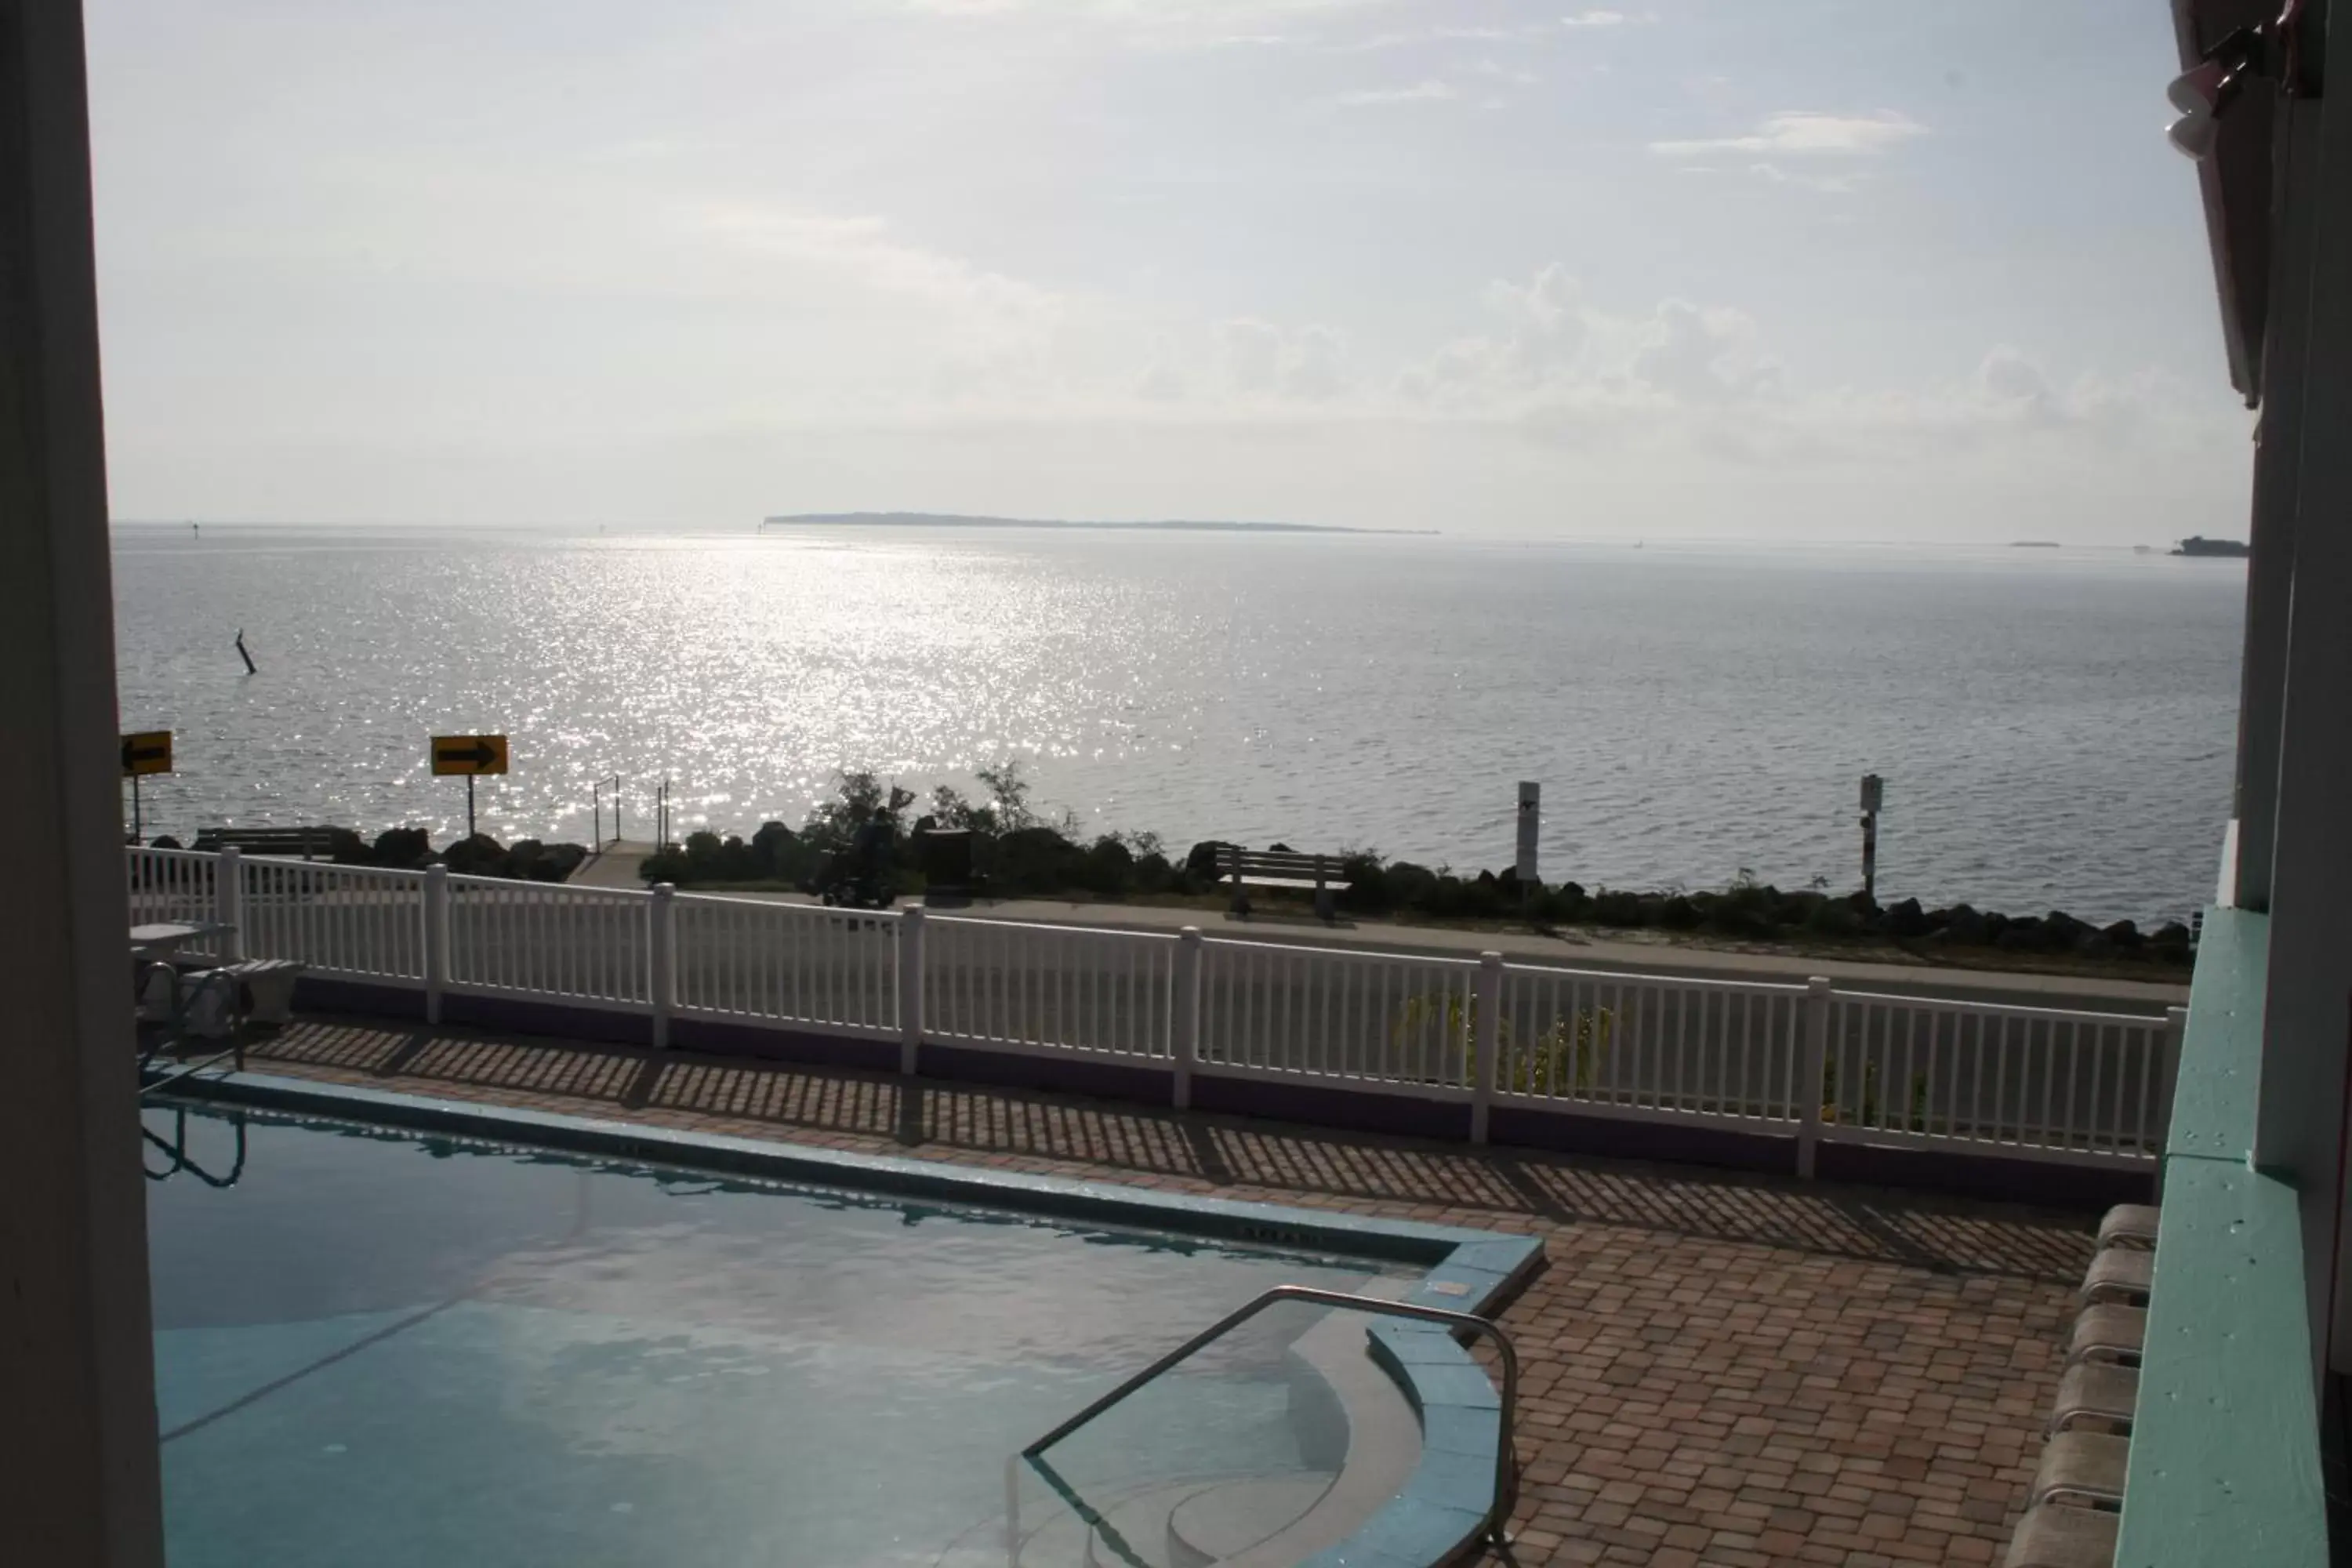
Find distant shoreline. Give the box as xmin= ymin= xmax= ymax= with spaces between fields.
xmin=759 ymin=510 xmax=1436 ymax=536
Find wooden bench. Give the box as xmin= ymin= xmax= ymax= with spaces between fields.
xmin=191 ymin=826 xmax=340 ymax=861
xmin=1222 ymin=846 xmax=1352 ymax=921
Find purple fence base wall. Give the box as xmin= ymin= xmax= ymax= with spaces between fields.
xmin=1189 ymin=1075 xmax=1473 ymax=1141
xmin=916 ymin=1043 xmax=1171 ymax=1105
xmin=669 ymin=1015 xmax=896 ymax=1073
xmin=1486 ymin=1105 xmax=1791 ymax=1174
xmin=1816 ymin=1138 xmax=2156 ymax=1209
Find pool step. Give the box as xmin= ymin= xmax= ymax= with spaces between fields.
xmin=1163 ymin=1475 xmax=1337 ymax=1566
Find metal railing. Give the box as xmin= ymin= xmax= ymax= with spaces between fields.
xmin=1200 ymin=938 xmax=1480 ymax=1089
xmin=673 ymin=893 xmax=898 ymax=1035
xmin=927 ymin=916 xmax=1174 ymax=1060
xmin=118 ymin=844 xmax=2184 ymax=1174
xmin=1821 ymin=990 xmax=2174 ymax=1162
xmin=124 ymin=846 xmax=227 ymax=961
xmin=445 ymin=873 xmax=652 ymax=1011
xmin=238 ymin=855 xmax=426 ymax=982
xmin=1022 ymin=1285 xmax=1519 ymax=1557
xmin=1498 ymin=964 xmax=1806 ymax=1123
xmin=591 ymin=775 xmax=623 ymax=848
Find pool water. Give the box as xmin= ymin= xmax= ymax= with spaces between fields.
xmin=143 ymin=1105 xmax=1402 ymax=1567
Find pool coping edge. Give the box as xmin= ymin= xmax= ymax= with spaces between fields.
xmin=153 ymin=1069 xmax=1544 ymax=1568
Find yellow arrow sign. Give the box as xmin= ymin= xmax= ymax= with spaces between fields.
xmin=121 ymin=730 xmax=172 ymax=777
xmin=430 ymin=734 xmax=509 ymax=776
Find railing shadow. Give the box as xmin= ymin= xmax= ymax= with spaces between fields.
xmin=244 ymin=1018 xmax=2095 ymax=1285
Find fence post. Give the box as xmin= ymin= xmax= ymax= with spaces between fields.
xmin=650 ymin=882 xmax=676 ymax=1049
xmin=1172 ymin=927 xmax=1203 ymax=1109
xmin=1472 ymin=952 xmax=1502 ymax=1145
xmin=898 ymin=902 xmax=926 ymax=1076
xmin=2158 ymin=1004 xmax=2190 ymax=1154
xmin=1797 ymin=976 xmax=1831 ymax=1178
xmin=423 ymin=864 xmax=449 ymax=1024
xmin=215 ymin=845 xmax=244 ymax=962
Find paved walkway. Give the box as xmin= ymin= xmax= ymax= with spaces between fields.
xmin=567 ymin=839 xmax=657 ymax=888
xmin=564 ymin=848 xmax=2184 ymax=1011
xmin=238 ymin=1013 xmax=2092 ymax=1568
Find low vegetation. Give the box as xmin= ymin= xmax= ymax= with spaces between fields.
xmin=640 ymin=768 xmax=2197 ymax=972
xmin=150 ymin=826 xmax=587 ymax=883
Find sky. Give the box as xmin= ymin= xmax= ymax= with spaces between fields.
xmin=85 ymin=0 xmax=2255 ymax=542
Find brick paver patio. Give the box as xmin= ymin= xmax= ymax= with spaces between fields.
xmin=223 ymin=1015 xmax=2095 ymax=1567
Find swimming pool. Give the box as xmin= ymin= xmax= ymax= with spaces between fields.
xmin=144 ymin=1100 xmax=1432 ymax=1567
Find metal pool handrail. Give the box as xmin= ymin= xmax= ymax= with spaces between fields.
xmin=1022 ymin=1284 xmax=1520 ymax=1552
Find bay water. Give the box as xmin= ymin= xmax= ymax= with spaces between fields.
xmin=111 ymin=524 xmax=2243 ymax=924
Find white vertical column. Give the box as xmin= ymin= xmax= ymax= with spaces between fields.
xmin=898 ymin=902 xmax=926 ymax=1076
xmin=1797 ymin=977 xmax=1832 ymax=1178
xmin=1172 ymin=926 xmax=1203 ymax=1109
xmin=2234 ymin=93 xmax=2324 ymax=913
xmin=423 ymin=865 xmax=450 ymax=1024
xmin=2256 ymin=13 xmax=2352 ymax=1381
xmin=215 ymin=844 xmax=244 ymax=961
xmin=0 ymin=0 xmax=166 ymax=1555
xmin=1471 ymin=952 xmax=1502 ymax=1144
xmin=649 ymin=883 xmax=677 ymax=1049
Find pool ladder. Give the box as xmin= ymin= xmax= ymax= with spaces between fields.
xmin=1018 ymin=1284 xmax=1521 ymax=1561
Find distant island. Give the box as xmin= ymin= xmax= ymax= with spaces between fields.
xmin=2172 ymin=535 xmax=2252 ymax=558
xmin=760 ymin=511 xmax=1435 ymax=536
xmin=2009 ymin=540 xmax=2060 ymax=548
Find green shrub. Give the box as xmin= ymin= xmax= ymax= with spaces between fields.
xmin=1592 ymin=890 xmax=1645 ymax=927
xmin=1392 ymin=990 xmax=1615 ymax=1095
xmin=1078 ymin=837 xmax=1134 ymax=895
xmin=1383 ymin=861 xmax=1439 ymax=908
xmin=1804 ymin=899 xmax=1862 ymax=937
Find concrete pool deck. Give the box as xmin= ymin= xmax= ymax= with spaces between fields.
xmin=227 ymin=1012 xmax=2092 ymax=1567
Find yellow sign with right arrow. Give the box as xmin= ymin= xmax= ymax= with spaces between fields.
xmin=430 ymin=735 xmax=509 ymax=776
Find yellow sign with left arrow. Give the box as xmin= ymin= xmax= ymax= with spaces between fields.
xmin=121 ymin=730 xmax=172 ymax=778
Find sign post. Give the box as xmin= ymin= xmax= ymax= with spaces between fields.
xmin=120 ymin=730 xmax=172 ymax=840
xmin=430 ymin=734 xmax=509 ymax=840
xmin=1859 ymin=773 xmax=1885 ymax=902
xmin=1515 ymin=782 xmax=1541 ymax=887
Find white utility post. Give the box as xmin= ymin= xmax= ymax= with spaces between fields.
xmin=649 ymin=883 xmax=677 ymax=1049
xmin=1797 ymin=977 xmax=1833 ymax=1178
xmin=1515 ymin=782 xmax=1540 ymax=887
xmin=1858 ymin=775 xmax=1885 ymax=902
xmin=1472 ymin=952 xmax=1504 ymax=1143
xmin=1172 ymin=926 xmax=1203 ymax=1109
xmin=423 ymin=864 xmax=451 ymax=1024
xmin=215 ymin=844 xmax=244 ymax=962
xmin=898 ymin=902 xmax=926 ymax=1076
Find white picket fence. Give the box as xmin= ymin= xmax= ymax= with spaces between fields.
xmin=125 ymin=846 xmax=2183 ymax=1174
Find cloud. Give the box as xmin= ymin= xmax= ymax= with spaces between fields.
xmin=1650 ymin=111 xmax=1928 ymax=159
xmin=1331 ymin=78 xmax=1457 ymax=107
xmin=1559 ymin=9 xmax=1628 ymax=26
xmin=1218 ymin=318 xmax=1349 ymax=398
xmin=1341 ymin=25 xmax=1518 ymax=49
xmin=1370 ymin=264 xmax=2251 ymax=485
xmin=1465 ymin=58 xmax=1539 ymax=86
xmin=699 ymin=203 xmax=1058 ymax=319
xmin=896 ymin=0 xmax=1400 ymax=49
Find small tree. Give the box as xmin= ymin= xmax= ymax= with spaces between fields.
xmin=1390 ymin=991 xmax=1613 ymax=1094
xmin=801 ymin=771 xmax=913 ymax=852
